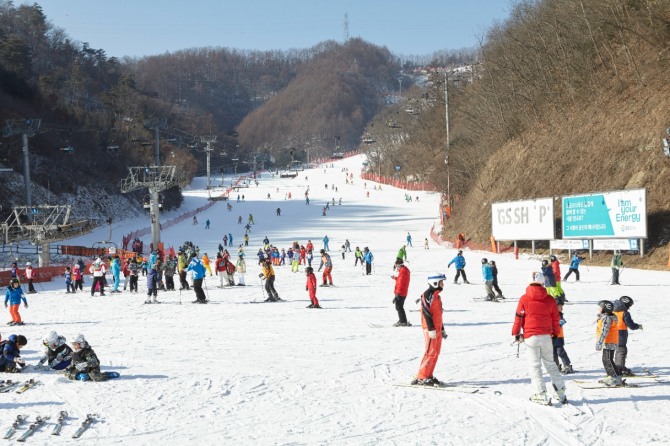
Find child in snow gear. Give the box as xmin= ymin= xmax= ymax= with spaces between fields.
xmin=354 ymin=247 xmax=363 ymax=266
xmin=177 ymin=252 xmax=190 ymax=291
xmin=541 ymin=260 xmax=559 ymax=299
xmin=128 ymin=258 xmax=140 ymax=293
xmin=448 ymin=251 xmax=469 ymax=284
xmin=396 ymin=245 xmax=407 ymax=266
xmin=110 ymin=256 xmax=121 ymax=293
xmin=65 ymin=335 xmax=110 ymax=381
xmin=305 ymin=267 xmax=320 ymax=308
xmin=73 ymin=264 xmax=84 ymax=291
xmin=611 ymin=251 xmax=623 ymax=285
xmin=481 ymin=258 xmax=496 ymax=301
xmin=363 ymin=247 xmax=374 ymax=275
xmin=318 ymin=250 xmax=333 ymax=286
xmin=564 ymin=253 xmax=586 ymax=282
xmin=23 ymin=263 xmax=37 ymax=293
xmin=596 ymin=300 xmax=623 ymax=386
xmin=412 ymin=274 xmax=447 ymax=385
xmin=391 ymin=258 xmax=411 ymax=326
xmin=0 ymin=334 xmax=27 ymax=372
xmin=613 ymin=296 xmax=643 ymax=376
xmin=490 ymin=260 xmax=504 ymax=299
xmin=202 ymin=253 xmax=213 ymax=276
xmin=552 ymin=299 xmax=574 ymax=374
xmin=511 ymin=272 xmax=567 ymax=405
xmin=145 ymin=264 xmax=160 ymax=304
xmin=550 ymin=255 xmax=566 ymax=301
xmin=4 ymin=279 xmax=28 ymax=326
xmin=64 ymin=267 xmax=75 ymax=293
xmin=89 ymin=258 xmax=106 ymax=296
xmin=38 ymin=331 xmax=73 ymax=370
xmin=236 ymin=254 xmax=246 ymax=286
xmin=164 ymin=255 xmax=177 ymax=291
xmin=261 ymin=260 xmax=280 ymax=301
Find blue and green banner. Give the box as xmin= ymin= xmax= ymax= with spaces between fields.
xmin=562 ymin=189 xmax=646 ymax=239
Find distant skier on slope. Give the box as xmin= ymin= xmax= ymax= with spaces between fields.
xmin=447 ymin=251 xmax=469 ymax=284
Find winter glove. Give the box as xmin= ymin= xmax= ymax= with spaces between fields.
xmin=559 ymin=318 xmax=566 ymax=326
xmin=428 ymin=330 xmax=436 ymax=339
xmin=391 ymin=275 xmax=397 ymax=280
xmin=441 ymin=331 xmax=448 ymax=340
xmin=258 ymin=273 xmax=264 ymax=278
xmin=638 ymin=324 xmax=643 ymax=330
xmin=14 ymin=356 xmax=24 ymax=365
xmin=448 ymin=264 xmax=451 ymax=268
xmin=595 ymin=342 xmax=603 ymax=351
xmin=514 ymin=334 xmax=524 ymax=343
xmin=24 ymin=302 xmax=28 ymax=308
xmin=75 ymin=362 xmax=88 ymax=371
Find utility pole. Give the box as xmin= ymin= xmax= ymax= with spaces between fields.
xmin=3 ymin=119 xmax=42 ymax=220
xmin=201 ymin=135 xmax=217 ymax=190
xmin=144 ymin=118 xmax=166 ymax=166
xmin=444 ymin=70 xmax=451 ymax=211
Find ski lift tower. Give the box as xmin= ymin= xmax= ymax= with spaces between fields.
xmin=121 ymin=165 xmax=177 ymax=249
xmin=201 ymin=135 xmax=217 ymax=190
xmin=3 ymin=119 xmax=41 ymax=219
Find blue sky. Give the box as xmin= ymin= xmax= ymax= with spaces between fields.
xmin=29 ymin=0 xmax=511 ymax=58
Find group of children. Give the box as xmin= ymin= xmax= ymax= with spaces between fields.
xmin=0 ymin=330 xmax=112 ymax=381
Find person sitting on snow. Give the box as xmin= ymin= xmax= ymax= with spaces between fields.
xmin=38 ymin=331 xmax=73 ymax=370
xmin=65 ymin=334 xmax=110 ymax=382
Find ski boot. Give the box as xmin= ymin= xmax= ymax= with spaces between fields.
xmin=529 ymin=391 xmax=552 ymax=405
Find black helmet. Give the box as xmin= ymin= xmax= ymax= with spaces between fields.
xmin=10 ymin=278 xmax=19 ymax=286
xmin=598 ymin=300 xmax=614 ymax=314
xmin=457 ymin=250 xmax=463 ymax=255
xmin=305 ymin=266 xmax=314 ymax=274
xmin=481 ymin=258 xmax=488 ymax=264
xmin=550 ymin=255 xmax=557 ymax=261
xmin=541 ymin=260 xmax=549 ymax=267
xmin=620 ymin=296 xmax=634 ymax=308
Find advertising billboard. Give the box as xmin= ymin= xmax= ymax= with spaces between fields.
xmin=562 ymin=189 xmax=646 ymax=239
xmin=592 ymin=239 xmax=639 ymax=251
xmin=550 ymin=239 xmax=589 ymax=250
xmin=491 ymin=198 xmax=554 ymax=241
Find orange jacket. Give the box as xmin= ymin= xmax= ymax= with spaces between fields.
xmin=596 ymin=314 xmax=619 ymax=345
xmin=420 ymin=288 xmax=443 ymax=332
xmin=613 ymin=311 xmax=627 ymax=330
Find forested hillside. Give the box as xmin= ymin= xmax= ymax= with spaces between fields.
xmin=358 ymin=0 xmax=670 ymax=265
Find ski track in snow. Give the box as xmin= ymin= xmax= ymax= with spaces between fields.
xmin=1 ymin=154 xmax=670 ymax=445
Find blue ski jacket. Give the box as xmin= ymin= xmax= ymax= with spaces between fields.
xmin=4 ymin=285 xmax=27 ymax=306
xmin=482 ymin=264 xmax=493 ymax=281
xmin=448 ymin=254 xmax=466 ymax=270
xmin=570 ymin=255 xmax=584 ymax=269
xmin=187 ymin=258 xmax=206 ymax=280
xmin=1 ymin=334 xmax=22 ymax=362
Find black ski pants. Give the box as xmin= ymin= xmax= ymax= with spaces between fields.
xmin=91 ymin=276 xmax=105 ymax=295
xmin=129 ymin=275 xmax=138 ymax=292
xmin=602 ymin=348 xmax=619 ymax=377
xmin=552 ymin=338 xmax=571 ymax=368
xmin=454 ymin=269 xmax=467 ymax=283
xmin=563 ymin=268 xmax=580 ymax=281
xmin=192 ymin=278 xmax=207 ymax=302
xmin=394 ymin=295 xmax=407 ymax=324
xmin=615 ymin=330 xmax=629 ymax=372
xmin=265 ymin=276 xmax=279 ymax=298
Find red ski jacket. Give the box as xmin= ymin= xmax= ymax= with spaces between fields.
xmin=393 ymin=265 xmax=410 ymax=297
xmin=420 ymin=288 xmax=443 ymax=332
xmin=512 ymin=284 xmax=560 ymax=339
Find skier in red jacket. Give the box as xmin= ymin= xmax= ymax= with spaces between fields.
xmin=512 ymin=271 xmax=567 ymax=405
xmin=412 ymin=273 xmax=447 ymax=386
xmin=391 ymin=258 xmax=411 ymax=326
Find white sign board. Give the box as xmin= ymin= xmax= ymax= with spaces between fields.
xmin=491 ymin=198 xmax=554 ymax=241
xmin=562 ymin=189 xmax=647 ymax=239
xmin=592 ymin=239 xmax=639 ymax=251
xmin=550 ymin=239 xmax=589 ymax=250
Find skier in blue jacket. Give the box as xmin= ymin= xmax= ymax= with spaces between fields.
xmin=5 ymin=279 xmax=28 ymax=325
xmin=481 ymin=258 xmax=496 ymax=300
xmin=448 ymin=250 xmax=470 ymax=284
xmin=187 ymin=254 xmax=208 ymax=303
xmin=110 ymin=256 xmax=122 ymax=293
xmin=563 ymin=253 xmax=586 ymax=282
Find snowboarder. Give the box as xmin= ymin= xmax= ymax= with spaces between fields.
xmin=65 ymin=335 xmax=111 ymax=381
xmin=0 ymin=334 xmax=27 ymax=372
xmin=391 ymin=258 xmax=411 ymax=326
xmin=411 ymin=273 xmax=447 ymax=385
xmin=38 ymin=331 xmax=73 ymax=370
xmin=305 ymin=266 xmax=320 ymax=308
xmin=613 ymin=296 xmax=643 ymax=376
xmin=564 ymin=253 xmax=586 ymax=282
xmin=596 ymin=300 xmax=623 ymax=386
xmin=511 ymin=271 xmax=567 ymax=405
xmin=4 ymin=278 xmax=28 ymax=326
xmin=448 ymin=250 xmax=469 ymax=284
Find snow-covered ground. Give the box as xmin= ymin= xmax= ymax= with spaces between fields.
xmin=2 ymin=154 xmax=670 ymax=445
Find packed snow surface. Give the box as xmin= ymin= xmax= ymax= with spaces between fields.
xmin=2 ymin=154 xmax=669 ymax=445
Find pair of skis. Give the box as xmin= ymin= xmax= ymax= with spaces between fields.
xmin=3 ymin=412 xmax=97 ymax=440
xmin=0 ymin=378 xmax=40 ymax=394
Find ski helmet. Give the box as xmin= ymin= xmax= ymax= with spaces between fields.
xmin=305 ymin=266 xmax=314 ymax=274
xmin=541 ymin=259 xmax=549 ymax=267
xmin=598 ymin=300 xmax=614 ymax=314
xmin=10 ymin=278 xmax=19 ymax=286
xmin=457 ymin=250 xmax=463 ymax=255
xmin=427 ymin=273 xmax=446 ymax=287
xmin=549 ymin=255 xmax=557 ymax=262
xmin=481 ymin=258 xmax=488 ymax=264
xmin=25 ymin=262 xmax=31 ymax=266
xmin=530 ymin=271 xmax=545 ymax=285
xmin=73 ymin=334 xmax=88 ymax=347
xmin=619 ymin=296 xmax=634 ymax=308
xmin=43 ymin=331 xmax=59 ymax=349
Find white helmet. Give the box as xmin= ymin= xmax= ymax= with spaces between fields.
xmin=530 ymin=271 xmax=545 ymax=285
xmin=73 ymin=334 xmax=88 ymax=347
xmin=26 ymin=262 xmax=32 ymax=266
xmin=43 ymin=331 xmax=59 ymax=349
xmin=427 ymin=273 xmax=446 ymax=287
